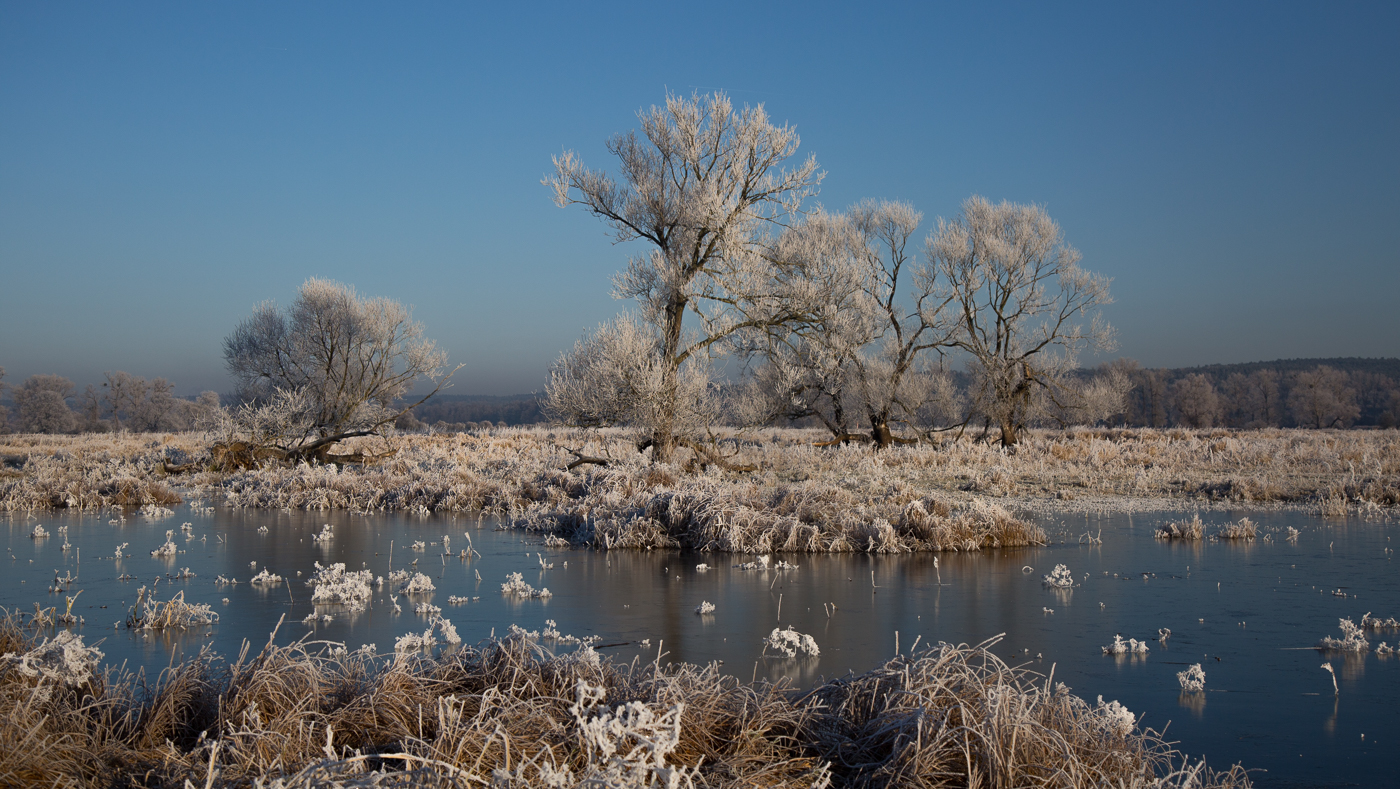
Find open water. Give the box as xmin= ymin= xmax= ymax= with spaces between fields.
xmin=4 ymin=504 xmax=1396 ymax=787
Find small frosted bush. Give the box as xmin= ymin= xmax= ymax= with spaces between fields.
xmin=695 ymin=601 xmax=715 ymax=615
xmin=1362 ymin=612 xmax=1400 ymax=631
xmin=30 ymin=525 xmax=49 ymax=539
xmin=1178 ymin=663 xmax=1206 ymax=692
xmin=763 ymin=626 xmax=819 ymax=658
xmin=1042 ymin=564 xmax=1074 ymax=588
xmin=249 ymin=568 xmax=283 ymax=586
xmin=312 ymin=523 xmax=333 ymax=542
xmin=149 ymin=531 xmax=178 ymax=557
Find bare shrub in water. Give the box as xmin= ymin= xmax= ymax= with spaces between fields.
xmin=0 ymin=620 xmax=1251 ymax=788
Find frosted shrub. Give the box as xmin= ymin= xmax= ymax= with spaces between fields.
xmin=414 ymin=601 xmax=441 ymax=615
xmin=1042 ymin=564 xmax=1074 ymax=588
xmin=30 ymin=524 xmax=49 ymax=539
xmin=306 ymin=561 xmax=375 ymax=610
xmin=113 ymin=542 xmax=128 ymax=559
xmin=1095 ymin=696 xmax=1138 ymax=738
xmin=542 ymin=619 xmax=601 ymax=645
xmin=763 ymin=626 xmax=820 ymax=658
xmin=1319 ymin=617 xmax=1368 ymax=651
xmin=1 ymin=630 xmax=103 ymax=688
xmin=694 ymin=563 xmax=709 ymax=572
xmin=735 ymin=555 xmax=771 ymax=571
xmin=410 ymin=540 xmax=426 ymax=551
xmin=312 ymin=523 xmax=333 ymax=542
xmin=1154 ymin=515 xmax=1203 ymax=540
xmin=1376 ymin=642 xmax=1394 ymax=655
xmin=447 ymin=595 xmax=478 ymax=604
xmin=500 ymin=571 xmax=552 ymax=599
xmin=249 ymin=568 xmax=283 ymax=586
xmin=1178 ymin=663 xmax=1206 ymax=692
xmin=396 ymin=572 xmax=436 ymax=596
xmin=1101 ymin=635 xmax=1150 ymax=655
xmin=695 ymin=601 xmax=715 ymax=615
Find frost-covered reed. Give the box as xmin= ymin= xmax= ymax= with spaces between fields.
xmin=250 ymin=568 xmax=283 ymax=586
xmin=1214 ymin=517 xmax=1256 ymax=540
xmin=125 ymin=587 xmax=219 ymax=630
xmin=0 ymin=619 xmax=1256 ymax=788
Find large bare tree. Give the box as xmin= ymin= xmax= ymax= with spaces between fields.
xmin=222 ymin=278 xmax=452 ymax=462
xmin=927 ymin=196 xmax=1114 ymax=447
xmin=546 ymin=92 xmax=823 ymax=462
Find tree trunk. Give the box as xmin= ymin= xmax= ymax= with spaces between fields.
xmin=870 ymin=418 xmax=894 ymax=449
xmin=999 ymin=418 xmax=1019 ymax=448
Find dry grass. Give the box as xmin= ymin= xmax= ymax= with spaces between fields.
xmin=0 ymin=618 xmax=1252 ymax=788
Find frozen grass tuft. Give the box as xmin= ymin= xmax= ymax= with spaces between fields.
xmin=1178 ymin=663 xmax=1206 ymax=692
xmin=1102 ymin=635 xmax=1150 ymax=655
xmin=763 ymin=626 xmax=820 ymax=658
xmin=695 ymin=601 xmax=715 ymax=615
xmin=307 ymin=562 xmax=376 ymax=611
xmin=311 ymin=523 xmax=333 ymax=542
xmin=1215 ymin=517 xmax=1256 ymax=540
xmin=500 ymin=572 xmax=552 ymax=599
xmin=29 ymin=524 xmax=49 ymax=539
xmin=150 ymin=530 xmax=178 ymax=557
xmin=250 ymin=568 xmax=283 ymax=586
xmin=1155 ymin=514 xmax=1204 ymax=540
xmin=125 ymin=587 xmax=219 ymax=630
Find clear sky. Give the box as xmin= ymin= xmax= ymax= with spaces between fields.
xmin=2 ymin=1 xmax=1397 ymax=396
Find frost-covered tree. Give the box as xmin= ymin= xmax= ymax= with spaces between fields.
xmin=547 ymin=91 xmax=823 ymax=462
xmin=222 ymin=278 xmax=452 ymax=461
xmin=0 ymin=367 xmax=9 ymax=434
xmin=101 ymin=371 xmax=146 ymax=431
xmin=15 ymin=374 xmax=78 ymax=434
xmin=1171 ymin=373 xmax=1221 ymax=428
xmin=1288 ymin=366 xmax=1358 ymax=428
xmin=749 ymin=201 xmax=961 ymax=446
xmin=927 ymin=197 xmax=1114 ymax=447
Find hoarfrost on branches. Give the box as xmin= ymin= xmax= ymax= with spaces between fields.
xmin=1042 ymin=564 xmax=1074 ymax=588
xmin=1102 ymin=635 xmax=1150 ymax=655
xmin=500 ymin=572 xmax=552 ymax=599
xmin=306 ymin=561 xmax=376 ymax=610
xmin=395 ymin=572 xmax=436 ymax=596
xmin=1319 ymin=617 xmax=1369 ymax=651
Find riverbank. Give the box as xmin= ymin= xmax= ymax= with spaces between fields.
xmin=2 ymin=428 xmax=1396 ymax=550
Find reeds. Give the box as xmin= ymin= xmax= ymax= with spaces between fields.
xmin=1155 ymin=514 xmax=1205 ymax=540
xmin=0 ymin=620 xmax=1253 ymax=788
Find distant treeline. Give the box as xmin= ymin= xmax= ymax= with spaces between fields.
xmin=395 ymin=394 xmax=544 ymax=432
xmin=1114 ymin=357 xmax=1399 ymax=429
xmin=5 ymin=357 xmax=1397 ymax=435
xmin=0 ymin=368 xmax=220 ymax=435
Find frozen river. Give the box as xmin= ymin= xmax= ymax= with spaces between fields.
xmin=4 ymin=504 xmax=1397 ymax=787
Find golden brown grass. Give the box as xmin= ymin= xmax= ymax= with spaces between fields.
xmin=0 ymin=618 xmax=1252 ymax=788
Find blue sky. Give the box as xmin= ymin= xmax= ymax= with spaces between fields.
xmin=2 ymin=2 xmax=1396 ymax=396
